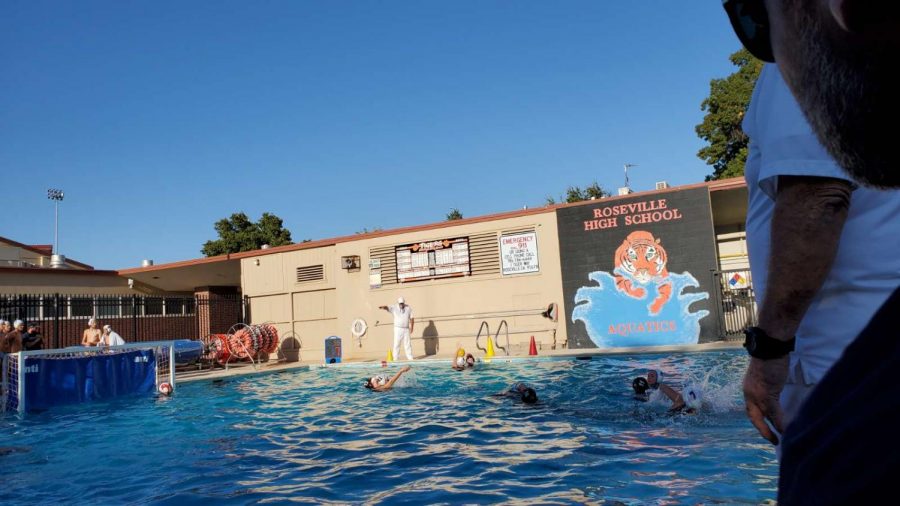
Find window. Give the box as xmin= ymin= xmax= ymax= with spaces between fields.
xmin=98 ymin=296 xmax=122 ymax=318
xmin=70 ymin=297 xmax=94 ymax=318
xmin=144 ymin=297 xmax=164 ymax=316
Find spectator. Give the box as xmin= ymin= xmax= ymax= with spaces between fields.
xmin=100 ymin=325 xmax=125 ymax=346
xmin=723 ymin=0 xmax=900 ymax=502
xmin=82 ymin=318 xmax=102 ymax=347
xmin=0 ymin=319 xmax=24 ymax=354
xmin=22 ymin=325 xmax=43 ymax=351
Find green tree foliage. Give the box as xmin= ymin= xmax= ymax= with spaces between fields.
xmin=546 ymin=181 xmax=610 ymax=205
xmin=696 ymin=48 xmax=764 ymax=180
xmin=202 ymin=212 xmax=293 ymax=256
xmin=446 ymin=208 xmax=463 ymax=221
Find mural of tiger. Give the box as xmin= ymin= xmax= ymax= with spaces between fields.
xmin=613 ymin=230 xmax=673 ymax=315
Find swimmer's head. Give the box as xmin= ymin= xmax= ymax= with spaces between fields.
xmin=465 ymin=354 xmax=475 ymax=367
xmin=456 ymin=356 xmax=466 ymax=367
xmin=632 ymin=377 xmax=649 ymax=395
xmin=364 ymin=377 xmax=375 ymax=389
xmin=456 ymin=348 xmax=466 ymax=357
xmin=647 ymin=370 xmax=660 ymax=385
xmin=521 ymin=387 xmax=538 ymax=404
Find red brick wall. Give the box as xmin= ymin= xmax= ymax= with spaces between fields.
xmin=194 ymin=287 xmax=244 ymax=338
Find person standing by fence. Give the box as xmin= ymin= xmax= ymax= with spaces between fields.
xmin=100 ymin=325 xmax=125 ymax=346
xmin=82 ymin=318 xmax=102 ymax=347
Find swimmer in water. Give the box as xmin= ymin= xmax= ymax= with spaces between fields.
xmin=505 ymin=382 xmax=538 ymax=404
xmin=364 ymin=365 xmax=412 ymax=392
xmin=451 ymin=346 xmax=476 ymax=371
xmin=634 ymin=370 xmax=694 ymax=413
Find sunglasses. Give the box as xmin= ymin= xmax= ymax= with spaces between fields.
xmin=723 ymin=0 xmax=775 ymax=62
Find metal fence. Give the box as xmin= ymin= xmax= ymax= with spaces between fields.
xmin=712 ymin=269 xmax=758 ymax=339
xmin=0 ymin=293 xmax=246 ymax=349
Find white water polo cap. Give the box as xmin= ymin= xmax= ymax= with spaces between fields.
xmin=684 ymin=384 xmax=703 ymax=410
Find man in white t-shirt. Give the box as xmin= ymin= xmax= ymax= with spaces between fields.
xmin=379 ymin=297 xmax=414 ymax=361
xmin=741 ymin=64 xmax=900 ymax=447
xmin=101 ymin=325 xmax=126 ymax=346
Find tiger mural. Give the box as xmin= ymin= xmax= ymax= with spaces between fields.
xmin=613 ymin=231 xmax=673 ymax=315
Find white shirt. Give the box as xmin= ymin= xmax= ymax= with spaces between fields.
xmin=743 ymin=64 xmax=900 ymax=384
xmin=106 ymin=331 xmax=125 ymax=346
xmin=389 ymin=304 xmax=412 ymax=328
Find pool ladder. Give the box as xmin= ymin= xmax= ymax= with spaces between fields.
xmin=475 ymin=320 xmax=510 ymax=356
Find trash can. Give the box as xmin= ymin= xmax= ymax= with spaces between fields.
xmin=325 ymin=336 xmax=342 ymax=364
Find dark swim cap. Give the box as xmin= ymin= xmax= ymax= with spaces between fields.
xmin=633 ymin=377 xmax=649 ymax=395
xmin=522 ymin=388 xmax=538 ymax=404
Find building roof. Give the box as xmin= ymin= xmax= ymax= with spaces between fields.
xmin=0 ymin=235 xmax=94 ymax=270
xmin=117 ymin=177 xmax=748 ymax=285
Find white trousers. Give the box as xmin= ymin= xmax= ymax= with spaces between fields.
xmin=393 ymin=327 xmax=413 ymax=360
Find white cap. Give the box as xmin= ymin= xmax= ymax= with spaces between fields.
xmin=397 ymin=297 xmax=405 ymax=304
xmin=88 ymin=318 xmax=97 ymax=325
xmin=103 ymin=325 xmax=112 ymax=331
xmin=13 ymin=319 xmax=24 ymax=327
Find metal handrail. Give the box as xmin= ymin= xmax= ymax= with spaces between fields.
xmin=474 ymin=321 xmax=490 ymax=352
xmin=494 ymin=319 xmax=510 ymax=356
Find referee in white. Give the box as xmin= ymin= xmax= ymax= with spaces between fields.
xmin=379 ymin=297 xmax=414 ymax=361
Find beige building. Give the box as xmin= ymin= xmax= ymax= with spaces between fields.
xmin=3 ymin=177 xmax=751 ymax=358
xmin=227 ymin=177 xmax=750 ymax=361
xmin=0 ymin=235 xmax=134 ymax=294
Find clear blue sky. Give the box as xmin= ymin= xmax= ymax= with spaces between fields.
xmin=1 ymin=1 xmax=743 ymax=270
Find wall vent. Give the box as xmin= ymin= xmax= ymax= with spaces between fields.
xmin=296 ymin=264 xmax=325 ymax=283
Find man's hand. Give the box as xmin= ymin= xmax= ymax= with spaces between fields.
xmin=743 ymin=356 xmax=790 ymax=444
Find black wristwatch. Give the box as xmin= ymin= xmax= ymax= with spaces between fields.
xmin=743 ymin=326 xmax=795 ymax=360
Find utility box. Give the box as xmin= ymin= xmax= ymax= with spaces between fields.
xmin=324 ymin=336 xmax=342 ymax=364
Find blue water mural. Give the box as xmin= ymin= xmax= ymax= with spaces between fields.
xmin=572 ymin=269 xmax=710 ymax=348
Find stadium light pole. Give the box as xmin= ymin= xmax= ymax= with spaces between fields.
xmin=48 ymin=188 xmax=64 ymax=254
xmin=624 ymin=163 xmax=638 ymax=191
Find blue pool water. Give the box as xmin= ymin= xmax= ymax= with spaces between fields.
xmin=1 ymin=350 xmax=777 ymax=504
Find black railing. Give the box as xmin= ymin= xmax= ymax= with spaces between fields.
xmin=0 ymin=293 xmax=246 ymax=349
xmin=712 ymin=269 xmax=758 ymax=338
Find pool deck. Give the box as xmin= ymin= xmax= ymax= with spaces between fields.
xmin=176 ymin=340 xmax=743 ymax=384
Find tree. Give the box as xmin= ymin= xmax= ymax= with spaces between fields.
xmin=546 ymin=181 xmax=610 ymax=204
xmin=446 ymin=208 xmax=463 ymax=221
xmin=202 ymin=212 xmax=293 ymax=256
xmin=696 ymin=48 xmax=764 ymax=180
xmin=355 ymin=227 xmax=384 ymax=235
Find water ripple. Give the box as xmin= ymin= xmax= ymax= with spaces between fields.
xmin=0 ymin=350 xmax=775 ymax=504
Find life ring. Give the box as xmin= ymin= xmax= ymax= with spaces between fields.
xmin=262 ymin=324 xmax=280 ymax=353
xmin=211 ymin=334 xmax=232 ymax=365
xmin=351 ymin=318 xmax=368 ymax=338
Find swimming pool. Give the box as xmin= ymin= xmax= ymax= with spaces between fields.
xmin=1 ymin=350 xmax=776 ymax=504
